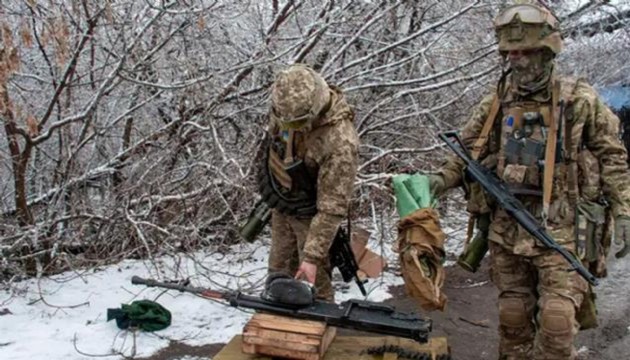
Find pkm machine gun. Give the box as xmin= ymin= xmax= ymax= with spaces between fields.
xmin=131 ymin=276 xmax=432 ymax=343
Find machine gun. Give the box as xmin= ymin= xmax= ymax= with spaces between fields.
xmin=239 ymin=202 xmax=368 ymax=296
xmin=131 ymin=276 xmax=432 ymax=343
xmin=439 ymin=131 xmax=598 ymax=286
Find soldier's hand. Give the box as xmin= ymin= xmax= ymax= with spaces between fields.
xmin=428 ymin=174 xmax=446 ymax=198
xmin=295 ymin=261 xmax=317 ymax=284
xmin=614 ymin=215 xmax=630 ymax=258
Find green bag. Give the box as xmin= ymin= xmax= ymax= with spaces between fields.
xmin=392 ymin=174 xmax=435 ymax=218
xmin=107 ymin=300 xmax=172 ymax=332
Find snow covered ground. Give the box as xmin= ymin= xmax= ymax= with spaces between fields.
xmin=0 ymin=229 xmax=432 ymax=360
xmin=0 ymin=194 xmax=468 ymax=360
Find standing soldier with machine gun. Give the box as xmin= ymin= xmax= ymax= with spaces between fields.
xmin=427 ymin=3 xmax=630 ymax=360
xmin=241 ymin=64 xmax=359 ymax=302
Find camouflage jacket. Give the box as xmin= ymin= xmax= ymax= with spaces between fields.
xmin=269 ymin=87 xmax=359 ymax=265
xmin=437 ymin=76 xmax=630 ymax=253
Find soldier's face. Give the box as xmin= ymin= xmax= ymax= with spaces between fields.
xmin=508 ymin=48 xmax=542 ymax=71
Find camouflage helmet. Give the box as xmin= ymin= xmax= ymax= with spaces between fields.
xmin=494 ymin=2 xmax=563 ymax=55
xmin=270 ymin=64 xmax=331 ymax=130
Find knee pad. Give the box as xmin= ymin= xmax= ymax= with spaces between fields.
xmin=499 ymin=297 xmax=528 ymax=328
xmin=539 ymin=297 xmax=575 ymax=336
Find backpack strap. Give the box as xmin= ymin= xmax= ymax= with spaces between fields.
xmin=471 ymin=95 xmax=501 ymax=160
xmin=465 ymin=95 xmax=501 ymax=244
xmin=541 ymin=80 xmax=561 ymax=226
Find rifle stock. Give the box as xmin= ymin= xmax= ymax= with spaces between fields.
xmin=438 ymin=131 xmax=598 ymax=286
xmin=131 ymin=276 xmax=432 ymax=343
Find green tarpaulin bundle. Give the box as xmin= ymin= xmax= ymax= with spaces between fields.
xmin=107 ymin=299 xmax=171 ymax=332
xmin=392 ymin=174 xmax=435 ymax=217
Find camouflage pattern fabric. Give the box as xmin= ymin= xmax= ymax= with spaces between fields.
xmin=435 ymin=73 xmax=630 ymax=359
xmin=431 ymin=3 xmax=630 ymax=358
xmin=267 ymin=74 xmax=359 ymax=300
xmin=438 ymin=75 xmax=630 ymax=248
xmin=490 ymin=240 xmax=587 ymax=359
xmin=268 ymin=210 xmax=334 ymax=300
xmin=270 ymin=64 xmax=331 ymax=129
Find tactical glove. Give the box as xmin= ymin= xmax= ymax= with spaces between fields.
xmin=614 ymin=215 xmax=630 ymax=259
xmin=428 ymin=174 xmax=446 ymax=198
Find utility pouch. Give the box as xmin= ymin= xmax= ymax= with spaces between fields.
xmin=575 ymin=201 xmax=607 ymax=269
xmin=502 ymin=164 xmax=527 ymax=184
xmin=577 ymin=287 xmax=598 ymax=330
xmin=521 ymin=138 xmax=545 ymax=166
xmin=504 ymin=137 xmax=522 ymax=164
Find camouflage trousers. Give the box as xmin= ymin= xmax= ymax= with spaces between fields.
xmin=268 ymin=210 xmax=334 ymax=301
xmin=489 ymin=240 xmax=588 ymax=360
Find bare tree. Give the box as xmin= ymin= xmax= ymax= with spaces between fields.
xmin=0 ymin=0 xmax=628 ymax=281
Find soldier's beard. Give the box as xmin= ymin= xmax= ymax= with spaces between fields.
xmin=510 ymin=52 xmax=554 ymax=96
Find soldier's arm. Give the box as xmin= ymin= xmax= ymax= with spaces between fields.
xmin=577 ymin=82 xmax=630 ymax=217
xmin=303 ymin=127 xmax=359 ymax=265
xmin=436 ymin=93 xmax=496 ymax=190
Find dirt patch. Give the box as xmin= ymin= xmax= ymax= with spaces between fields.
xmin=383 ymin=259 xmax=499 ymax=360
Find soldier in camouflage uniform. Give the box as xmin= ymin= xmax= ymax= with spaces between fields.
xmin=428 ymin=3 xmax=630 ymax=359
xmin=263 ymin=64 xmax=359 ymax=301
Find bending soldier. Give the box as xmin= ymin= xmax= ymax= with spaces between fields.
xmin=261 ymin=64 xmax=359 ymax=301
xmin=428 ymin=3 xmax=630 ymax=359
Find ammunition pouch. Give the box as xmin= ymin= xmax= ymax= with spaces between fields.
xmin=259 ymin=143 xmax=317 ymax=217
xmin=575 ymin=200 xmax=611 ymax=278
xmin=577 ymin=287 xmax=598 ymax=330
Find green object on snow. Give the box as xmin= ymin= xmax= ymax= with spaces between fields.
xmin=392 ymin=174 xmax=435 ymax=218
xmin=107 ymin=299 xmax=171 ymax=332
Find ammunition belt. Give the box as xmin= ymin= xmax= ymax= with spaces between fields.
xmin=363 ymin=345 xmax=453 ymax=360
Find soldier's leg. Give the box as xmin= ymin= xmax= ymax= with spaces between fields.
xmin=269 ymin=210 xmax=300 ymax=276
xmin=292 ymin=218 xmax=335 ymax=301
xmin=532 ymin=244 xmax=587 ymax=360
xmin=489 ymin=241 xmax=537 ymax=360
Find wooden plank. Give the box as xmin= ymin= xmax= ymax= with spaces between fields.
xmin=215 ymin=335 xmax=450 ymax=360
xmin=383 ymin=353 xmax=399 ymax=360
xmin=247 ymin=313 xmax=327 ymax=335
xmin=428 ymin=337 xmax=449 ymax=359
xmin=243 ymin=326 xmax=323 ymax=346
xmin=319 ymin=327 xmax=337 ymax=356
xmin=243 ymin=343 xmax=320 ymax=360
xmin=242 ymin=332 xmax=320 ymax=353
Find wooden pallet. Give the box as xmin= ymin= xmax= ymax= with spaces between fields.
xmin=241 ymin=313 xmax=336 ymax=360
xmin=215 ymin=334 xmax=449 ymax=360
